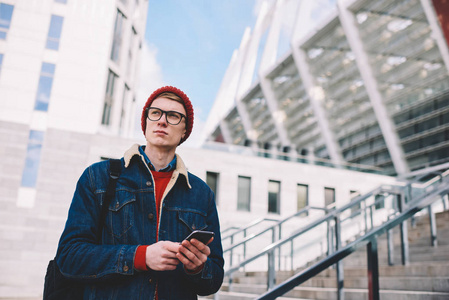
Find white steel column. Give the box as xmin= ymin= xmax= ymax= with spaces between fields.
xmin=420 ymin=0 xmax=449 ymax=73
xmin=236 ymin=0 xmax=272 ymax=98
xmin=235 ymin=99 xmax=258 ymax=146
xmin=338 ymin=1 xmax=409 ymax=175
xmin=219 ymin=120 xmax=234 ymax=145
xmin=291 ymin=46 xmax=344 ymax=166
xmin=258 ymin=0 xmax=291 ymax=147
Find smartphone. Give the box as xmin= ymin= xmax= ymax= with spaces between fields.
xmin=184 ymin=230 xmax=214 ymax=244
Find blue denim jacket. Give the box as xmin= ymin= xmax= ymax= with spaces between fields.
xmin=56 ymin=144 xmax=224 ymax=300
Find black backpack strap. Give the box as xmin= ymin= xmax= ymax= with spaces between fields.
xmin=97 ymin=158 xmax=122 ymax=242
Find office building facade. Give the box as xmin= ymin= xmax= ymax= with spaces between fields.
xmin=0 ymin=0 xmax=148 ymax=297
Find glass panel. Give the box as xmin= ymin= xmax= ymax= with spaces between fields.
xmin=46 ymin=15 xmax=64 ymax=50
xmin=110 ymin=10 xmax=126 ymax=63
xmin=237 ymin=176 xmax=251 ymax=211
xmin=268 ymin=180 xmax=280 ymax=214
xmin=102 ymin=70 xmax=117 ymax=125
xmin=324 ymin=187 xmax=335 ymax=208
xmin=350 ymin=190 xmax=361 ymax=215
xmin=206 ymin=171 xmax=219 ymax=205
xmin=297 ymin=184 xmax=308 ymax=215
xmin=34 ymin=62 xmax=56 ymax=112
xmin=21 ymin=131 xmax=45 ymax=188
xmin=119 ymin=84 xmax=130 ymax=131
xmin=0 ymin=3 xmax=14 ymax=40
xmin=0 ymin=53 xmax=3 ymax=76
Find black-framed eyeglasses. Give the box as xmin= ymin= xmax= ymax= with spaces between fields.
xmin=146 ymin=107 xmax=186 ymax=125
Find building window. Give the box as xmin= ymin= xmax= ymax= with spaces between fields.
xmin=350 ymin=190 xmax=361 ymax=215
xmin=237 ymin=176 xmax=251 ymax=211
xmin=375 ymin=194 xmax=385 ymax=210
xmin=46 ymin=15 xmax=64 ymax=50
xmin=119 ymin=84 xmax=130 ymax=132
xmin=268 ymin=180 xmax=281 ymax=214
xmin=297 ymin=184 xmax=308 ymax=216
xmin=102 ymin=69 xmax=117 ymax=125
xmin=35 ymin=62 xmax=56 ymax=112
xmin=0 ymin=53 xmax=3 ymax=77
xmin=111 ymin=10 xmax=126 ymax=63
xmin=21 ymin=131 xmax=45 ymax=188
xmin=206 ymin=172 xmax=219 ymax=205
xmin=324 ymin=187 xmax=335 ymax=209
xmin=127 ymin=27 xmax=137 ymax=77
xmin=0 ymin=3 xmax=14 ymax=40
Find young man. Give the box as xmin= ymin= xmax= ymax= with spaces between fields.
xmin=55 ymin=86 xmax=224 ymax=299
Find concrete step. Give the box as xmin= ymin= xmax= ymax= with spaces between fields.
xmin=232 ymin=272 xmax=449 ymax=292
xmin=220 ymin=283 xmax=449 ymax=300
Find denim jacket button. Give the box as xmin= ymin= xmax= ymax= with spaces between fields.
xmin=146 ymin=181 xmax=152 ymax=186
xmin=148 ymin=213 xmax=154 ymax=220
xmin=123 ymin=265 xmax=129 ymax=272
xmin=149 ymin=278 xmax=153 ymax=284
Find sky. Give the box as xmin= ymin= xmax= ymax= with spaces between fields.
xmin=135 ymin=0 xmax=260 ymax=147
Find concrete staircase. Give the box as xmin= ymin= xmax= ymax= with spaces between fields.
xmin=203 ymin=210 xmax=449 ymax=300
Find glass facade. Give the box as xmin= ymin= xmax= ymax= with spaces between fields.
xmin=34 ymin=62 xmax=56 ymax=112
xmin=324 ymin=187 xmax=335 ymax=208
xmin=21 ymin=131 xmax=45 ymax=188
xmin=0 ymin=3 xmax=14 ymax=40
xmin=297 ymin=184 xmax=308 ymax=214
xmin=102 ymin=69 xmax=117 ymax=125
xmin=206 ymin=171 xmax=219 ymax=205
xmin=111 ymin=10 xmax=126 ymax=63
xmin=46 ymin=15 xmax=64 ymax=50
xmin=268 ymin=180 xmax=281 ymax=214
xmin=237 ymin=176 xmax=251 ymax=211
xmin=0 ymin=53 xmax=3 ymax=77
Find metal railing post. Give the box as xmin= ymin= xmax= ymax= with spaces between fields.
xmin=387 ymin=224 xmax=394 ymax=266
xmin=290 ymin=240 xmax=294 ymax=271
xmin=335 ymin=216 xmax=344 ymax=300
xmin=367 ymin=238 xmax=380 ymax=300
xmin=398 ymin=193 xmax=409 ymax=265
xmin=267 ymin=250 xmax=276 ymax=290
xmin=229 ymin=235 xmax=234 ymax=266
xmin=327 ymin=220 xmax=334 ymax=255
xmin=428 ymin=204 xmax=438 ymax=247
xmin=278 ymin=224 xmax=282 ymax=270
xmin=243 ymin=229 xmax=247 ymax=261
xmin=364 ymin=200 xmax=369 ymax=233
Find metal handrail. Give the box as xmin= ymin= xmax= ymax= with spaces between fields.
xmin=256 ymin=173 xmax=449 ymax=300
xmin=223 ymin=207 xmax=328 ymax=266
xmin=222 ymin=217 xmax=278 ymax=241
xmin=222 ymin=169 xmax=448 ymax=299
xmin=224 ymin=184 xmax=401 ymax=276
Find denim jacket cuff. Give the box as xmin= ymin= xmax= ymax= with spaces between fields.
xmin=117 ymin=245 xmax=139 ymax=275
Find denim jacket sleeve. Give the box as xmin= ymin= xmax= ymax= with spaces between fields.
xmin=55 ymin=162 xmax=137 ymax=281
xmin=182 ymin=188 xmax=224 ymax=295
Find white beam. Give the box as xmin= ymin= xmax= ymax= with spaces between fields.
xmin=337 ymin=0 xmax=410 ymax=175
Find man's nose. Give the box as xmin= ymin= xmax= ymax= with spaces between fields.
xmin=158 ymin=112 xmax=168 ymax=125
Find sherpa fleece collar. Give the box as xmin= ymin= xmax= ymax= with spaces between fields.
xmin=124 ymin=144 xmax=191 ymax=189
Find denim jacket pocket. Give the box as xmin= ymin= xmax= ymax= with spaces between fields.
xmin=106 ymin=190 xmax=136 ymax=240
xmin=177 ymin=210 xmax=207 ymax=241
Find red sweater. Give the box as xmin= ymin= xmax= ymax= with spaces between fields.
xmin=134 ymin=170 xmax=173 ymax=271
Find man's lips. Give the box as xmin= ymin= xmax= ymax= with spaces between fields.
xmin=154 ymin=130 xmax=168 ymax=135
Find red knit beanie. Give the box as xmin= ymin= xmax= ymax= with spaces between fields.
xmin=141 ymin=86 xmax=194 ymax=144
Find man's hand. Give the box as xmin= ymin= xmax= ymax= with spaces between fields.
xmin=146 ymin=241 xmax=181 ymax=271
xmin=176 ymin=237 xmax=213 ymax=272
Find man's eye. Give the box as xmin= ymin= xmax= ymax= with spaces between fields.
xmin=168 ymin=113 xmax=180 ymax=119
xmin=151 ymin=110 xmax=160 ymax=115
